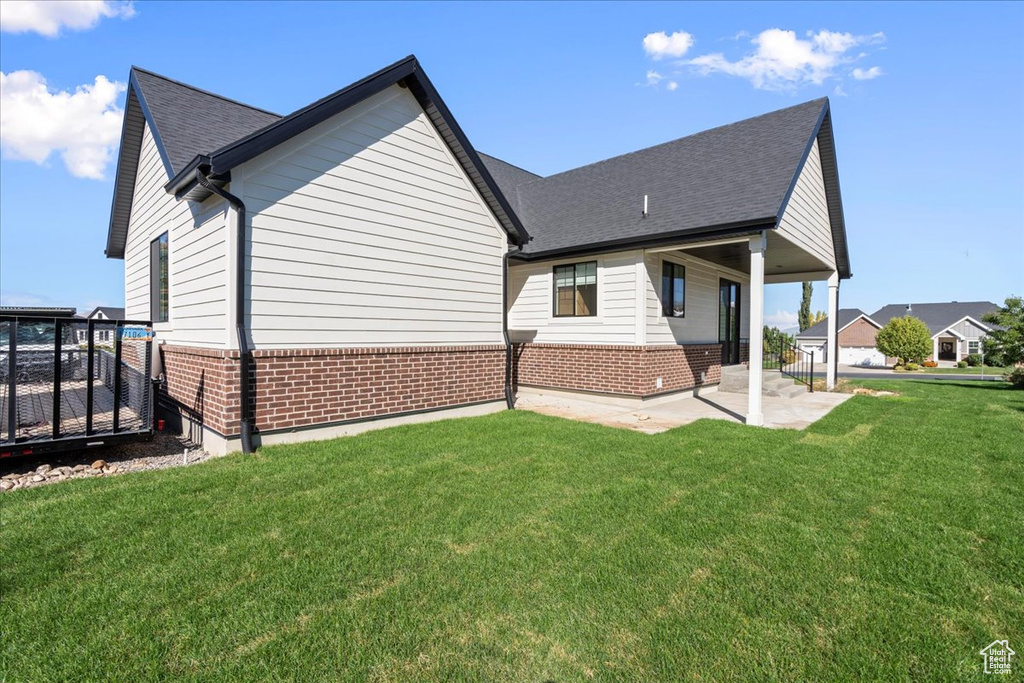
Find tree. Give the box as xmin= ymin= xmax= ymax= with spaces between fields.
xmin=763 ymin=325 xmax=795 ymax=353
xmin=875 ymin=316 xmax=932 ymax=366
xmin=798 ymin=282 xmax=813 ymax=331
xmin=810 ymin=310 xmax=826 ymax=326
xmin=982 ymin=296 xmax=1024 ymax=366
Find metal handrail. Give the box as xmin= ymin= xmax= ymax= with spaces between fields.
xmin=763 ymin=337 xmax=815 ymax=392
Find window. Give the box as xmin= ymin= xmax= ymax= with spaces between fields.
xmin=968 ymin=340 xmax=981 ymax=355
xmin=661 ymin=261 xmax=686 ymax=318
xmin=150 ymin=232 xmax=169 ymax=323
xmin=553 ymin=261 xmax=597 ymax=317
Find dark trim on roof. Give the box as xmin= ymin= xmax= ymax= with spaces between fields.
xmin=164 ymin=56 xmax=528 ymax=245
xmin=129 ymin=70 xmax=174 ymax=178
xmin=511 ymin=220 xmax=773 ymax=263
xmin=775 ymin=100 xmax=828 ymax=229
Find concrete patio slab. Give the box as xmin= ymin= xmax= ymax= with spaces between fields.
xmin=514 ymin=387 xmax=853 ymax=433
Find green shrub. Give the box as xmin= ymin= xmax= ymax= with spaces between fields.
xmin=781 ymin=349 xmax=797 ymax=365
xmin=957 ymin=360 xmax=968 ymax=368
xmin=966 ymin=353 xmax=983 ymax=367
xmin=905 ymin=362 xmax=921 ymax=371
xmin=875 ymin=316 xmax=932 ymax=367
xmin=1004 ymin=367 xmax=1024 ymax=388
xmin=893 ymin=365 xmax=906 ymax=373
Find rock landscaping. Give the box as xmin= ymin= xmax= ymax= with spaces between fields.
xmin=0 ymin=432 xmax=212 ymax=493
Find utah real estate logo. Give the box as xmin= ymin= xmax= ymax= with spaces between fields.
xmin=979 ymin=640 xmax=1015 ymax=675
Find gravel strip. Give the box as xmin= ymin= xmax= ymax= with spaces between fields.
xmin=0 ymin=431 xmax=213 ymax=493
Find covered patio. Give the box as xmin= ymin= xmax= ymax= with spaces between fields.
xmin=515 ymin=385 xmax=852 ymax=433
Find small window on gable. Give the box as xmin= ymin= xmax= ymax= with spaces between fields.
xmin=553 ymin=261 xmax=597 ymax=317
xmin=662 ymin=261 xmax=685 ymax=318
xmin=150 ymin=232 xmax=169 ymax=323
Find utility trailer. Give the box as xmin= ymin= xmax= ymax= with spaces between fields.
xmin=1 ymin=315 xmax=155 ymax=458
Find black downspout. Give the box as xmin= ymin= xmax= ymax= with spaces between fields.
xmin=195 ymin=169 xmax=255 ymax=454
xmin=502 ymin=246 xmax=521 ymax=410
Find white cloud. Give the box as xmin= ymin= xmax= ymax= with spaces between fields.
xmin=643 ymin=31 xmax=694 ymax=59
xmin=0 ymin=1 xmax=134 ymax=37
xmin=765 ymin=310 xmax=799 ymax=328
xmin=645 ymin=70 xmax=664 ymax=86
xmin=0 ymin=70 xmax=126 ymax=179
xmin=851 ymin=66 xmax=883 ymax=80
xmin=684 ymin=28 xmax=886 ymax=90
xmin=833 ymin=84 xmax=848 ymax=97
xmin=666 ymin=81 xmax=679 ymax=91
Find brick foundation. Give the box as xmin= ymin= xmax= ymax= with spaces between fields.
xmin=159 ymin=344 xmax=505 ymax=437
xmin=512 ymin=342 xmax=724 ymax=397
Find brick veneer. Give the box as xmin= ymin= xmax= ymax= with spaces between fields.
xmin=159 ymin=344 xmax=504 ymax=437
xmin=512 ymin=342 xmax=723 ymax=397
xmin=838 ymin=318 xmax=879 ymax=347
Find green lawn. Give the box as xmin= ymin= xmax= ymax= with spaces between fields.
xmin=2 ymin=380 xmax=1022 ymax=681
xmin=919 ymin=366 xmax=1013 ymax=375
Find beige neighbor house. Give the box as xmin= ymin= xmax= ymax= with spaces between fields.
xmin=105 ymin=56 xmax=851 ymax=454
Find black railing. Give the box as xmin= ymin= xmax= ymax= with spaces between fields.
xmin=763 ymin=337 xmax=814 ymax=392
xmin=1 ymin=315 xmax=154 ymax=456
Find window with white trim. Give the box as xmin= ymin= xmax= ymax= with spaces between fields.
xmin=968 ymin=340 xmax=981 ymax=355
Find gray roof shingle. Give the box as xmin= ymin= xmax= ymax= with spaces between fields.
xmin=490 ymin=98 xmax=829 ymax=258
xmin=870 ymin=302 xmax=1000 ymax=335
xmin=797 ymin=308 xmax=872 ymax=339
xmin=477 ymin=153 xmax=542 ymax=216
xmin=131 ymin=68 xmax=281 ymax=176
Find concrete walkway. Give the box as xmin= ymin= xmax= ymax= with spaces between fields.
xmin=514 ymin=387 xmax=852 ymax=434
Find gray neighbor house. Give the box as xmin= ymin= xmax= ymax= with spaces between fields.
xmin=797 ymin=301 xmax=1001 ymax=366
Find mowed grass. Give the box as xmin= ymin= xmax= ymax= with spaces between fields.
xmin=2 ymin=381 xmax=1022 ymax=681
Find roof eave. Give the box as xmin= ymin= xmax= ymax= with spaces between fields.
xmin=513 ymin=219 xmax=775 ymax=263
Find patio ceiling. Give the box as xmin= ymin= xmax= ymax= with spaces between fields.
xmin=674 ymin=232 xmax=832 ymax=276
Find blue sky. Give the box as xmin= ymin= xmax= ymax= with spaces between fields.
xmin=1 ymin=1 xmax=1021 ymax=327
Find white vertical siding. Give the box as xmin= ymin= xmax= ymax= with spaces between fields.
xmin=777 ymin=138 xmax=836 ymax=269
xmin=239 ymin=85 xmax=506 ymax=348
xmin=645 ymin=252 xmax=750 ymax=345
xmin=123 ymin=123 xmax=229 ymax=347
xmin=507 ymin=251 xmax=639 ymax=344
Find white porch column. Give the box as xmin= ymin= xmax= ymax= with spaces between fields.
xmin=826 ymin=271 xmax=839 ymax=390
xmin=932 ymin=337 xmax=939 ymax=363
xmin=747 ymin=233 xmax=766 ymax=426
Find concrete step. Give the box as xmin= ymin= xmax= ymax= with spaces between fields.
xmin=717 ymin=366 xmax=810 ymax=398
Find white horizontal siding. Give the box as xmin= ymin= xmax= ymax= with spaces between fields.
xmin=507 ymin=251 xmax=638 ymax=344
xmin=645 ymin=252 xmax=750 ymax=345
xmin=123 ymin=123 xmax=228 ymax=347
xmin=777 ymin=138 xmax=836 ymax=270
xmin=240 ymin=84 xmax=506 ymax=349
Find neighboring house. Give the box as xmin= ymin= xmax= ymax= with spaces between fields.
xmin=796 ymin=308 xmax=883 ymax=366
xmin=104 ymin=55 xmax=851 ymax=454
xmin=75 ymin=307 xmax=126 ymax=344
xmin=870 ymin=301 xmax=1000 ymax=363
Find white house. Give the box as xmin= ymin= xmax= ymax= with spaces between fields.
xmin=104 ymin=56 xmax=851 ymax=454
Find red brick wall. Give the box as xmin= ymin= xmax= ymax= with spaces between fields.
xmin=160 ymin=345 xmax=240 ymax=435
xmin=250 ymin=346 xmax=504 ymax=432
xmin=512 ymin=343 xmax=722 ymax=397
xmin=159 ymin=344 xmax=504 ymax=436
xmin=838 ymin=318 xmax=879 ymax=347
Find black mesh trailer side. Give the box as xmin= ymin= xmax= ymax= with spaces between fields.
xmin=0 ymin=315 xmax=155 ymax=459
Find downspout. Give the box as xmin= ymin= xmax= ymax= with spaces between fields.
xmin=502 ymin=246 xmax=522 ymax=409
xmin=195 ymin=169 xmax=255 ymax=454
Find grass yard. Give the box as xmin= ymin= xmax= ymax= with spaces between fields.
xmin=2 ymin=380 xmax=1022 ymax=681
xmin=919 ymin=366 xmax=1013 ymax=375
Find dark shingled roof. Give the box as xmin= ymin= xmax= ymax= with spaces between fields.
xmin=107 ymin=58 xmax=849 ymax=276
xmin=86 ymin=306 xmax=126 ymax=320
xmin=490 ymin=98 xmax=831 ymax=259
xmin=131 ymin=68 xmax=281 ymax=176
xmin=870 ymin=302 xmax=1000 ymax=336
xmin=477 ymin=153 xmax=542 ymax=216
xmin=797 ymin=308 xmax=874 ymax=339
